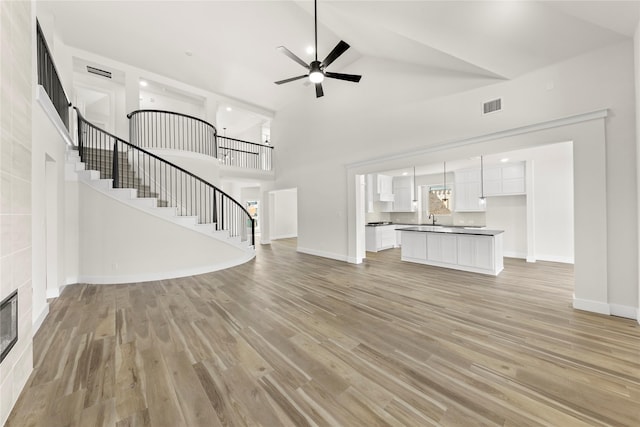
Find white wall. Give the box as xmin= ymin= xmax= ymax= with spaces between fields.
xmin=485 ymin=196 xmax=527 ymax=258
xmin=32 ymin=96 xmax=70 ymax=304
xmin=0 ymin=1 xmax=34 ymax=424
xmin=77 ymin=183 xmax=251 ymax=283
xmin=270 ymin=188 xmax=298 ymax=240
xmin=234 ymin=122 xmax=262 ymax=144
xmin=139 ymin=89 xmax=205 ymax=119
xmin=273 ymin=40 xmax=637 ymax=317
xmin=634 ymin=16 xmax=640 ymax=323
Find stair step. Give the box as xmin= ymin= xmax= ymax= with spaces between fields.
xmin=89 ymin=179 xmax=113 ymax=190
xmin=154 ymin=206 xmax=178 ymax=217
xmin=172 ymin=216 xmax=198 ymax=226
xmin=77 ymin=170 xmax=101 ymax=180
xmin=109 ymin=188 xmax=137 ymax=200
xmin=129 ymin=197 xmax=158 ymax=209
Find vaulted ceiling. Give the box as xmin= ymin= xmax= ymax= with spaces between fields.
xmin=38 ymin=1 xmax=639 ymax=113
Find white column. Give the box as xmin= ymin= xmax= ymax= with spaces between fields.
xmin=121 ymin=70 xmax=140 ymax=140
xmin=634 ymin=22 xmax=640 ymax=324
xmin=205 ymin=95 xmax=218 ymax=128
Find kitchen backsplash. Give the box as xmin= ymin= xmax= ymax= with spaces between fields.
xmin=365 ymin=212 xmax=392 ymax=223
xmin=389 ymin=211 xmax=486 ymax=226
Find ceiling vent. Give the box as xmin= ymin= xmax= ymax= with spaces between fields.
xmin=86 ymin=65 xmax=112 ymax=79
xmin=482 ymin=98 xmax=502 ymax=115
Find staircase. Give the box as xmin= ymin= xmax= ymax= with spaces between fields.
xmin=81 ymin=148 xmax=169 ymax=207
xmin=72 ymin=109 xmax=256 ymax=251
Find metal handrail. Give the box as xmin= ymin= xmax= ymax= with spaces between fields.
xmin=76 ymin=108 xmax=255 ymax=247
xmin=127 ymin=109 xmax=273 ymax=170
xmin=36 ymin=20 xmax=71 ymax=129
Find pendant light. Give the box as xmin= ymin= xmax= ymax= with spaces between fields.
xmin=479 ymin=155 xmax=486 ymax=207
xmin=412 ymin=166 xmax=417 ymax=208
xmin=442 ymin=162 xmax=449 ymax=207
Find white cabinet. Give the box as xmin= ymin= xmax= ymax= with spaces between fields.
xmin=484 ymin=162 xmax=525 ymax=196
xmin=365 ymin=225 xmax=397 ymax=252
xmin=455 ymin=169 xmax=485 ymax=212
xmin=401 ymin=230 xmax=504 ymax=276
xmin=457 ymin=235 xmax=494 ymax=270
xmin=401 ymin=231 xmax=427 ymax=259
xmin=426 ymin=233 xmax=458 ymax=264
xmin=392 ymin=176 xmax=415 ymax=212
xmin=374 ymin=174 xmax=394 ymax=202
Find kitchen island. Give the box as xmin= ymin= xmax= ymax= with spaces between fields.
xmin=400 ymin=226 xmax=504 ymax=276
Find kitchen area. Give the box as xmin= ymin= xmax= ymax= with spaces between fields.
xmin=364 ymin=142 xmax=575 ymax=275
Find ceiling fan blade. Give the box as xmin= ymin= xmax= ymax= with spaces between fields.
xmin=315 ymin=83 xmax=324 ymax=98
xmin=277 ymin=46 xmax=310 ymax=70
xmin=275 ymin=75 xmax=308 ymax=85
xmin=321 ymin=40 xmax=350 ymax=69
xmin=325 ymin=71 xmax=362 ymax=83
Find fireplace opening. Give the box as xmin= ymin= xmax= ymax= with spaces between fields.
xmin=0 ymin=290 xmax=18 ymax=363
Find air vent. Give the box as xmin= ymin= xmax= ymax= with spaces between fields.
xmin=482 ymin=98 xmax=502 ymax=115
xmin=86 ymin=65 xmax=112 ymax=79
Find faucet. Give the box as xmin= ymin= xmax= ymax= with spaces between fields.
xmin=428 ymin=213 xmax=436 ymax=225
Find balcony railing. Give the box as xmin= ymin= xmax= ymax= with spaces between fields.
xmin=36 ymin=20 xmax=70 ymax=129
xmin=127 ymin=109 xmax=273 ymax=171
xmin=78 ymin=108 xmax=255 ymax=247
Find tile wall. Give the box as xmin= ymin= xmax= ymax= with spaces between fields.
xmin=0 ymin=0 xmax=34 ymax=424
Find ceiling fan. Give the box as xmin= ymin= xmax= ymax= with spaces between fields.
xmin=274 ymin=0 xmax=362 ymax=98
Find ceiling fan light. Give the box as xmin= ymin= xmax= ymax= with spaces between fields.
xmin=309 ymin=70 xmax=324 ymax=83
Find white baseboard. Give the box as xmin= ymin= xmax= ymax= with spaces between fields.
xmin=271 ymin=233 xmax=298 ymax=241
xmin=526 ymin=256 xmax=536 ymax=263
xmin=33 ymin=304 xmax=49 ymax=333
xmin=573 ymin=297 xmax=610 ymax=315
xmin=77 ymin=253 xmax=255 ymax=285
xmin=46 ymin=288 xmax=60 ymax=299
xmin=573 ymin=297 xmax=638 ymax=320
xmin=297 ymin=246 xmax=348 ymax=262
xmin=610 ymin=304 xmax=638 ymax=320
xmin=536 ymin=254 xmax=575 ymax=264
xmin=503 ymin=251 xmax=527 ymax=259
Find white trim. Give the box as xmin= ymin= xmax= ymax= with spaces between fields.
xmin=609 ymin=304 xmax=638 ymax=320
xmin=536 ymin=254 xmax=575 ymax=264
xmin=271 ymin=233 xmax=298 ymax=241
xmin=573 ymin=297 xmax=610 ymax=315
xmin=346 ymin=109 xmax=608 ymax=169
xmin=78 ymin=252 xmax=255 ymax=285
xmin=526 ymin=256 xmax=536 ymax=263
xmin=503 ymin=251 xmax=527 ymax=259
xmin=36 ymin=85 xmax=74 ymax=146
xmin=297 ymin=246 xmax=349 ymax=262
xmin=33 ymin=304 xmax=49 ymax=333
xmin=46 ymin=288 xmax=60 ymax=299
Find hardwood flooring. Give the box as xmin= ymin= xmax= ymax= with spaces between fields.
xmin=6 ymin=239 xmax=640 ymax=426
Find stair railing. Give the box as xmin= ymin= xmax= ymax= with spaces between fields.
xmin=76 ymin=108 xmax=255 ymax=247
xmin=37 ymin=20 xmax=71 ymax=130
xmin=127 ymin=109 xmax=273 ymax=171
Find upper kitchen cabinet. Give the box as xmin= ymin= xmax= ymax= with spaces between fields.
xmin=366 ymin=174 xmax=394 ymax=213
xmin=455 ymin=168 xmax=485 ymax=212
xmin=392 ymin=176 xmax=415 ymax=212
xmin=373 ymin=174 xmax=394 ymax=202
xmin=484 ymin=162 xmax=526 ymax=196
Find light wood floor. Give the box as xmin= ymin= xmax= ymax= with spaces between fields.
xmin=7 ymin=239 xmax=640 ymax=426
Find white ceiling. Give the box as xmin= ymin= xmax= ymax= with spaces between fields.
xmin=38 ymin=1 xmax=639 ymax=113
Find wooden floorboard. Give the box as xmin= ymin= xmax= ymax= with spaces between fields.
xmin=6 ymin=239 xmax=640 ymax=426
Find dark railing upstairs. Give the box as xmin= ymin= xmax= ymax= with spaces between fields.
xmin=77 ymin=108 xmax=255 ymax=247
xmin=36 ymin=20 xmax=70 ymax=130
xmin=127 ymin=109 xmax=273 ymax=171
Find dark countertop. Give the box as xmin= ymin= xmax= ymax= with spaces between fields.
xmin=366 ymin=222 xmax=486 ymax=228
xmin=398 ymin=226 xmax=504 ymax=236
